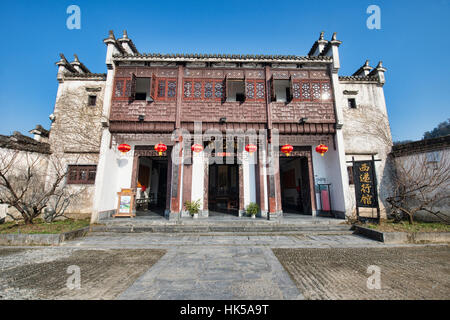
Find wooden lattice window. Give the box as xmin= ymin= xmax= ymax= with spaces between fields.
xmin=183 ymin=79 xmax=224 ymax=101
xmin=154 ymin=78 xmax=177 ymax=101
xmin=67 ymin=165 xmax=96 ymax=185
xmin=113 ymin=77 xmax=135 ymax=102
xmin=245 ymin=79 xmax=265 ymax=102
xmin=292 ymin=80 xmax=332 ymax=102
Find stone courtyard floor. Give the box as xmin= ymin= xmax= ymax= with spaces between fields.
xmin=0 ymin=232 xmax=449 ymax=300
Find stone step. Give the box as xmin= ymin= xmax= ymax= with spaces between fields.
xmin=90 ymin=224 xmax=352 ymax=234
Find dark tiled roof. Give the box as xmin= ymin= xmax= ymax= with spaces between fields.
xmin=391 ymin=135 xmax=450 ymax=157
xmin=0 ymin=132 xmax=50 ymax=154
xmin=29 ymin=124 xmax=49 ymax=138
xmin=339 ymin=75 xmax=379 ymax=82
xmin=112 ymin=52 xmax=332 ymax=62
xmin=63 ymin=72 xmax=107 ymax=80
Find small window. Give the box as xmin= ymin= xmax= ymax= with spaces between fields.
xmin=226 ymin=80 xmax=245 ymax=102
xmin=67 ymin=165 xmax=96 ymax=184
xmin=348 ymin=98 xmax=357 ymax=109
xmin=135 ymin=77 xmax=151 ymax=101
xmin=274 ymin=79 xmax=291 ymax=102
xmin=426 ymin=151 xmax=441 ymax=163
xmin=88 ymin=95 xmax=97 ymax=106
xmin=347 ymin=166 xmax=354 ymax=185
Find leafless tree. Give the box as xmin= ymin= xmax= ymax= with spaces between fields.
xmin=343 ymin=105 xmax=393 ymax=153
xmin=386 ymin=152 xmax=450 ymax=224
xmin=0 ymin=150 xmax=85 ymax=224
xmin=52 ymin=87 xmax=105 ymax=154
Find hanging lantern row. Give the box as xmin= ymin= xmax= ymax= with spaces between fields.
xmin=245 ymin=144 xmax=257 ymax=154
xmin=281 ymin=144 xmax=294 ymax=157
xmin=191 ymin=144 xmax=204 ymax=153
xmin=154 ymin=143 xmax=167 ymax=156
xmin=118 ymin=143 xmax=131 ymax=154
xmin=315 ymin=144 xmax=328 ymax=157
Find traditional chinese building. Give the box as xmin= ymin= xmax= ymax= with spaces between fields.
xmin=50 ymin=30 xmax=392 ymax=222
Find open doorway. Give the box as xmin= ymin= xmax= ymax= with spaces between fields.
xmin=279 ymin=157 xmax=312 ymax=215
xmin=136 ymin=156 xmax=168 ymax=216
xmin=208 ymin=163 xmax=239 ymax=216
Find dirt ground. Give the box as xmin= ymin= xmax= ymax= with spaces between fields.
xmin=0 ymin=248 xmax=165 ymax=300
xmin=272 ymin=246 xmax=450 ymax=300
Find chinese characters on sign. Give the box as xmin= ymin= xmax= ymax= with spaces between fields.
xmin=353 ymin=160 xmax=378 ymax=208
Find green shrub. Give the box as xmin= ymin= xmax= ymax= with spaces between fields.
xmin=185 ymin=199 xmax=201 ymax=216
xmin=246 ymin=202 xmax=259 ymax=216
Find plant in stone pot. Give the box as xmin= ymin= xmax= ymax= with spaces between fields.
xmin=185 ymin=199 xmax=201 ymax=219
xmin=246 ymin=202 xmax=259 ymax=219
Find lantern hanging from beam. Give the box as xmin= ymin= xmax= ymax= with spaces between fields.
xmin=281 ymin=144 xmax=294 ymax=157
xmin=315 ymin=144 xmax=328 ymax=157
xmin=191 ymin=144 xmax=204 ymax=153
xmin=154 ymin=143 xmax=167 ymax=156
xmin=118 ymin=143 xmax=131 ymax=154
xmin=245 ymin=144 xmax=257 ymax=154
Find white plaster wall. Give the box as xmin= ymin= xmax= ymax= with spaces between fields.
xmin=392 ymin=149 xmax=450 ymax=222
xmin=191 ymin=152 xmax=205 ymax=210
xmin=243 ymin=152 xmax=256 ymax=208
xmin=312 ymin=144 xmax=347 ymax=213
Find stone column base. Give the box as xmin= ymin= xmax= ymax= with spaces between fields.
xmin=168 ymin=211 xmax=180 ymax=221
xmin=268 ymin=211 xmax=283 ymax=221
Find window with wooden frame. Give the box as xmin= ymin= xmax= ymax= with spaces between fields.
xmin=292 ymin=80 xmax=332 ymax=102
xmin=154 ymin=78 xmax=177 ymax=101
xmin=183 ymin=78 xmax=225 ymax=102
xmin=113 ymin=75 xmax=136 ymax=102
xmin=270 ymin=78 xmax=292 ymax=103
xmin=245 ymin=79 xmax=265 ymax=102
xmin=67 ymin=165 xmax=97 ymax=185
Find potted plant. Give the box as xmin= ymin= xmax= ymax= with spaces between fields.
xmin=184 ymin=199 xmax=201 ymax=219
xmin=246 ymin=202 xmax=259 ymax=219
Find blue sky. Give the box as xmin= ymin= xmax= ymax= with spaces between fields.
xmin=0 ymin=0 xmax=449 ymax=141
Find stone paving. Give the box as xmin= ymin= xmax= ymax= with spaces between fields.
xmin=1 ymin=232 xmax=448 ymax=300
xmin=273 ymin=246 xmax=450 ymax=300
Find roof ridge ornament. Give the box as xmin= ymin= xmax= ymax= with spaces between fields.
xmin=319 ymin=31 xmax=325 ymax=40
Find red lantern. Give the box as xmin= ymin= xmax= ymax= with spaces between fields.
xmin=315 ymin=144 xmax=328 ymax=157
xmin=154 ymin=143 xmax=167 ymax=156
xmin=245 ymin=144 xmax=257 ymax=154
xmin=118 ymin=143 xmax=131 ymax=154
xmin=191 ymin=144 xmax=204 ymax=153
xmin=281 ymin=144 xmax=294 ymax=156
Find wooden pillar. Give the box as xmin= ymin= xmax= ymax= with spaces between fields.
xmin=267 ymin=147 xmax=281 ymax=217
xmin=130 ymin=153 xmax=139 ymax=189
xmin=170 ymin=141 xmax=183 ymax=216
xmin=307 ymin=150 xmax=317 ymax=214
xmin=182 ymin=161 xmax=192 ymax=211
